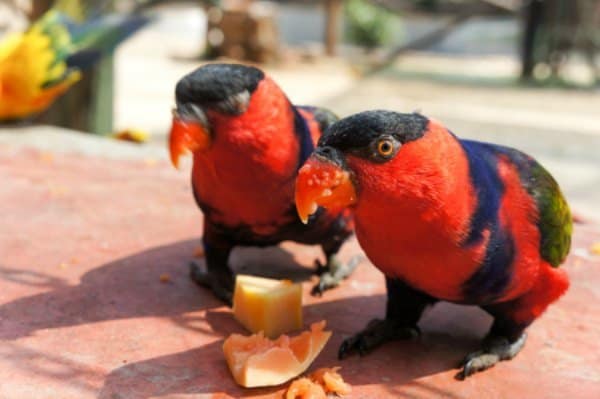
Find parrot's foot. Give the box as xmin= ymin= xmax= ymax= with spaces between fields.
xmin=189 ymin=261 xmax=233 ymax=305
xmin=338 ymin=318 xmax=420 ymax=359
xmin=455 ymin=333 xmax=527 ymax=380
xmin=311 ymin=255 xmax=361 ymax=296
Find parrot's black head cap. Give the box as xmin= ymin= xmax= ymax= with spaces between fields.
xmin=175 ymin=63 xmax=265 ymax=116
xmin=319 ymin=110 xmax=429 ymax=151
xmin=313 ymin=110 xmax=429 ymax=165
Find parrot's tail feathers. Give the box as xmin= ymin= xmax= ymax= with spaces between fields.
xmin=508 ymin=264 xmax=569 ymax=325
xmin=66 ymin=49 xmax=102 ymax=70
xmin=68 ymin=13 xmax=151 ymax=58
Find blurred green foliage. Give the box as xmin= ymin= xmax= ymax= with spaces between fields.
xmin=345 ymin=0 xmax=394 ymax=48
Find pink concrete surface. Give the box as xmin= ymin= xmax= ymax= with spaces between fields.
xmin=1 ymin=146 xmax=599 ymax=399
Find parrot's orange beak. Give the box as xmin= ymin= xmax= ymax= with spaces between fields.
xmin=169 ymin=116 xmax=211 ymax=169
xmin=295 ymin=154 xmax=357 ymax=224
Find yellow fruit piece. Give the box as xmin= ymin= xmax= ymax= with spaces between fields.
xmin=233 ymin=274 xmax=302 ymax=338
xmin=223 ymin=321 xmax=331 ymax=388
xmin=590 ymin=242 xmax=600 ymax=255
xmin=112 ymin=129 xmax=149 ymax=143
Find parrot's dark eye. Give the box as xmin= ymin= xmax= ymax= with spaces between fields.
xmin=345 ymin=134 xmax=399 ymax=162
xmin=376 ymin=138 xmax=395 ymax=158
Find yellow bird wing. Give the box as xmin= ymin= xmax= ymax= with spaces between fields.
xmin=0 ymin=14 xmax=80 ymax=120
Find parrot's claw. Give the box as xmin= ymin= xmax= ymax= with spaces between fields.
xmin=311 ymin=255 xmax=361 ymax=296
xmin=338 ymin=318 xmax=420 ymax=360
xmin=455 ymin=333 xmax=527 ymax=380
xmin=312 ymin=260 xmax=328 ymax=276
xmin=189 ymin=261 xmax=233 ymax=305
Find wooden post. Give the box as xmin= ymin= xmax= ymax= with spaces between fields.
xmin=520 ymin=0 xmax=544 ymax=80
xmin=89 ymin=55 xmax=114 ymax=135
xmin=207 ymin=0 xmax=280 ymax=63
xmin=324 ymin=0 xmax=342 ymax=56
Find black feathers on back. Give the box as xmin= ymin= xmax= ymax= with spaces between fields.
xmin=175 ymin=63 xmax=264 ymax=105
xmin=319 ymin=110 xmax=428 ymax=151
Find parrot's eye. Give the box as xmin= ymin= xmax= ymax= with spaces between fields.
xmin=377 ymin=138 xmax=395 ymax=157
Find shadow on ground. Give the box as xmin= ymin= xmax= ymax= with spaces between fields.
xmin=98 ymin=295 xmax=490 ymax=399
xmin=1 ymin=239 xmax=492 ymax=398
xmin=0 ymin=239 xmax=315 ymax=341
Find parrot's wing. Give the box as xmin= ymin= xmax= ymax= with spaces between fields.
xmin=33 ymin=9 xmax=150 ymax=74
xmin=296 ymin=105 xmax=339 ymax=134
xmin=64 ymin=13 xmax=151 ymax=70
xmin=525 ymin=161 xmax=572 ymax=267
xmin=494 ymin=146 xmax=572 ymax=267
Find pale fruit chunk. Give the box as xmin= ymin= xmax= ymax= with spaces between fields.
xmin=309 ymin=367 xmax=351 ymax=396
xmin=286 ymin=367 xmax=351 ymax=398
xmin=285 ymin=378 xmax=326 ymax=399
xmin=222 ymin=321 xmax=332 ymax=388
xmin=232 ymin=274 xmax=302 ymax=338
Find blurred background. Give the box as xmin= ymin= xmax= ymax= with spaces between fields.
xmin=1 ymin=0 xmax=599 ymax=220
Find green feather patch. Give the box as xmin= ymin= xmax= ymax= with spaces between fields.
xmin=499 ymin=147 xmax=572 ymax=267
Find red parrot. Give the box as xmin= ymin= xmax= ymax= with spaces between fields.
xmin=295 ymin=110 xmax=571 ymax=378
xmin=169 ymin=63 xmax=355 ymax=303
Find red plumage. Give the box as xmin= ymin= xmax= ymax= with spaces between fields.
xmin=191 ymin=77 xmax=301 ymax=230
xmin=295 ymin=110 xmax=571 ymax=378
xmin=170 ymin=63 xmax=354 ymax=302
xmin=348 ymin=120 xmax=569 ymax=313
xmin=493 ymin=156 xmax=569 ymax=324
xmin=349 ymin=120 xmax=485 ymax=301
